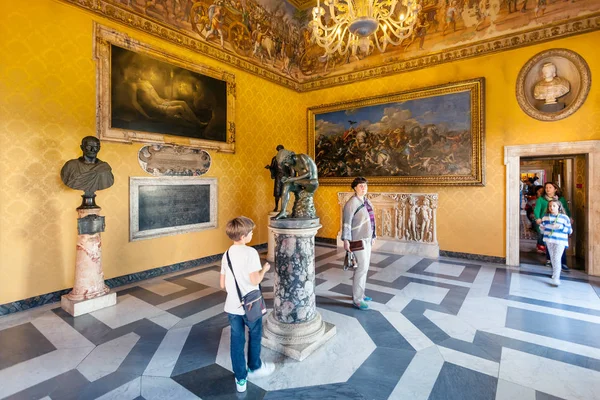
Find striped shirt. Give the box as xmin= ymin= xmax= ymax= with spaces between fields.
xmin=541 ymin=213 xmax=572 ymax=247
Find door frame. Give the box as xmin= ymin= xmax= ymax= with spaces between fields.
xmin=504 ymin=140 xmax=600 ymax=276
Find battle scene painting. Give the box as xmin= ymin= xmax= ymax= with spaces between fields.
xmin=308 ymin=79 xmax=485 ymax=186
xmin=111 ymin=45 xmax=228 ymax=142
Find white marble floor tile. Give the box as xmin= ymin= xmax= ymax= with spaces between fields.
xmin=216 ymin=308 xmax=376 ymax=391
xmin=438 ymin=346 xmax=499 ymax=377
xmin=380 ymin=295 xmax=412 ymax=313
xmin=495 ymin=379 xmax=536 ymax=400
xmin=141 ymin=376 xmax=199 ymax=399
xmin=466 ymin=265 xmax=499 ymax=298
xmin=140 ymin=280 xmax=187 ymax=296
xmin=369 ymin=253 xmax=389 ymax=264
xmin=77 ymin=332 xmax=140 ymax=382
xmin=148 ymin=312 xmax=181 ymax=330
xmin=483 ymin=326 xmax=600 ymax=362
xmin=31 ymin=310 xmax=94 ymax=349
xmin=157 ymin=288 xmax=219 ymax=311
xmin=95 ymin=377 xmax=141 ymax=400
xmin=401 ymin=282 xmax=449 ymax=304
xmin=171 ymin=303 xmax=225 ymax=330
xmin=399 ymin=272 xmax=472 ymax=287
xmin=0 ymin=346 xmax=94 ymax=398
xmin=316 ymin=267 xmax=353 ymax=283
xmin=0 ymin=303 xmax=57 ymax=332
xmin=381 ymin=311 xmax=434 ymax=351
xmin=91 ymin=295 xmax=164 ymax=329
xmin=424 ymin=262 xmax=465 ymax=277
xmin=143 ymin=326 xmax=192 ymax=377
xmin=509 ymin=273 xmax=600 ymax=310
xmin=503 ymin=300 xmax=600 ymax=324
xmin=369 ymin=255 xmax=423 ymax=283
xmin=389 ymin=345 xmax=445 ymax=400
xmin=424 ymin=309 xmax=477 ymax=342
xmin=499 ymin=347 xmax=600 ymax=400
xmin=185 ymin=270 xmax=222 ymax=288
xmin=457 ymin=297 xmax=508 ymax=331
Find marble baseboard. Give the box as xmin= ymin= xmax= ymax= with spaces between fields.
xmin=261 ymin=321 xmax=336 ymax=361
xmin=61 ymin=292 xmax=117 ymax=317
xmin=0 ymin=244 xmax=267 ymax=317
xmin=440 ymin=250 xmax=505 ymax=264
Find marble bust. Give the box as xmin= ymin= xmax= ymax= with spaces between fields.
xmin=533 ymin=62 xmax=570 ymax=111
xmin=61 ymin=136 xmax=114 ymax=206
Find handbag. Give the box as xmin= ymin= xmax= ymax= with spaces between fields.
xmin=226 ymin=251 xmax=267 ymax=323
xmin=349 ymin=240 xmax=364 ymax=252
xmin=343 ymin=251 xmax=357 ymax=271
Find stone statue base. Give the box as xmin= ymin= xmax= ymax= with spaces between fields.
xmin=266 ymin=211 xmax=278 ymax=263
xmin=262 ymin=313 xmax=336 ymax=361
xmin=539 ymin=102 xmax=566 ymax=113
xmin=263 ymin=218 xmax=336 ymax=361
xmin=61 ymin=207 xmax=116 ymax=317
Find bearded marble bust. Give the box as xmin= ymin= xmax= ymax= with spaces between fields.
xmin=533 ymin=62 xmax=570 ymax=106
xmin=61 ymin=136 xmax=114 ymax=197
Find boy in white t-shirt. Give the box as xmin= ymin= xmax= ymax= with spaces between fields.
xmin=220 ymin=216 xmax=274 ymax=393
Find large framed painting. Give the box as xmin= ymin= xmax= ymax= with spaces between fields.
xmin=308 ymin=78 xmax=485 ymax=186
xmin=95 ymin=24 xmax=236 ymax=153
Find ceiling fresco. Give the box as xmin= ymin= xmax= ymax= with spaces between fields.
xmin=64 ymin=0 xmax=600 ymax=91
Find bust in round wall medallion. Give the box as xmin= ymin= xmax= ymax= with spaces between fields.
xmin=516 ymin=49 xmax=591 ymax=122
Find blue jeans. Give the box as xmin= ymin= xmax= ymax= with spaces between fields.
xmin=228 ymin=313 xmax=263 ymax=381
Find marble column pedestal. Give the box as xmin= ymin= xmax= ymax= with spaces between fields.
xmin=262 ymin=218 xmax=336 ymax=361
xmin=266 ymin=211 xmax=278 ymax=262
xmin=61 ymin=207 xmax=116 ymax=317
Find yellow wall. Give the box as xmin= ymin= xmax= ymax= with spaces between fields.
xmin=0 ymin=0 xmax=304 ymax=305
xmin=302 ymin=32 xmax=600 ymax=258
xmin=1 ymin=0 xmax=599 ymax=305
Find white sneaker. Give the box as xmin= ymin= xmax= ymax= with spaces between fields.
xmin=247 ymin=360 xmax=275 ymax=379
xmin=235 ymin=378 xmax=247 ymax=393
xmin=551 ymin=278 xmax=561 ymax=287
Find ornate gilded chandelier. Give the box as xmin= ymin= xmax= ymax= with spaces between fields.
xmin=311 ymin=0 xmax=420 ymax=56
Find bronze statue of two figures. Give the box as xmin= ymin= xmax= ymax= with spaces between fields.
xmin=265 ymin=145 xmax=319 ymax=220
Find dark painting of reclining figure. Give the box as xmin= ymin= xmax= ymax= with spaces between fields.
xmin=110 ymin=45 xmax=227 ymax=142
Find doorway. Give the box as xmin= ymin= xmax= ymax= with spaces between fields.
xmin=519 ymin=156 xmax=585 ymax=270
xmin=504 ymin=140 xmax=600 ymax=276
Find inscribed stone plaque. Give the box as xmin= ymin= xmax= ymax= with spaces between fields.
xmin=139 ymin=185 xmax=210 ymax=231
xmin=130 ymin=177 xmax=217 ymax=241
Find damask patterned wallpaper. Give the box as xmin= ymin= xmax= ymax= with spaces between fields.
xmin=0 ymin=0 xmax=304 ymax=304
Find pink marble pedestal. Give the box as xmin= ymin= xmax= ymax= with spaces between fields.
xmin=61 ymin=208 xmax=116 ymax=317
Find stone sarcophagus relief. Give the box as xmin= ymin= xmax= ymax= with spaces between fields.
xmin=337 ymin=192 xmax=439 ymax=258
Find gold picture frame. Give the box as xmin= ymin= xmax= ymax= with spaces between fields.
xmin=94 ymin=24 xmax=236 ymax=153
xmin=308 ymin=78 xmax=485 ymax=186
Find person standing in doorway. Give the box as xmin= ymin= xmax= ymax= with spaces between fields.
xmin=540 ymin=200 xmax=572 ymax=286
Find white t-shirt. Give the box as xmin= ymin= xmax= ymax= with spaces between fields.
xmin=220 ymin=244 xmax=262 ymax=315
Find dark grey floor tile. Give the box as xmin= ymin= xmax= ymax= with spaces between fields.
xmin=429 ymin=362 xmax=497 ymax=400
xmin=264 ymin=383 xmax=366 ymax=399
xmin=167 ymin=291 xmax=227 ymax=319
xmin=354 ymin=310 xmax=416 ymax=351
xmin=506 ymin=307 xmax=600 ymax=348
xmin=171 ymin=313 xmax=229 ymax=377
xmin=4 ymin=369 xmax=89 ymax=400
xmin=536 ymin=391 xmax=565 ymax=400
xmin=347 ymin=347 xmax=414 ymax=400
xmin=505 ymin=295 xmax=600 ymax=317
xmin=120 ymin=277 xmax=207 ymax=306
xmin=173 ymin=363 xmax=266 ymax=400
xmin=53 ymin=308 xmax=113 ymax=345
xmin=0 ymin=322 xmax=56 ymax=370
xmin=438 ymin=338 xmax=498 ymax=362
xmin=488 ymin=269 xmax=511 ymax=299
xmin=76 ymin=372 xmax=140 ymax=400
xmin=402 ymin=301 xmax=451 ymax=343
xmin=328 ymin=283 xmax=395 ymax=304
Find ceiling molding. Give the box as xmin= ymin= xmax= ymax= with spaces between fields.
xmin=59 ymin=0 xmax=600 ymax=92
xmin=286 ymin=0 xmax=316 ymax=11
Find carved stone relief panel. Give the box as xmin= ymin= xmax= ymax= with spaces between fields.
xmin=138 ymin=144 xmax=211 ymax=176
xmin=337 ymin=192 xmax=438 ymax=246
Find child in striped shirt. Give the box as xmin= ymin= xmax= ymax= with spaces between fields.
xmin=540 ymin=200 xmax=573 ymax=287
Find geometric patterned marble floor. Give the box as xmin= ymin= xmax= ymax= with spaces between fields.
xmin=1 ymin=244 xmax=600 ymax=400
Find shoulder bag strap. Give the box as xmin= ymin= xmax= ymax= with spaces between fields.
xmin=226 ymin=250 xmax=244 ymax=304
xmin=353 ymin=203 xmax=365 ymax=217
